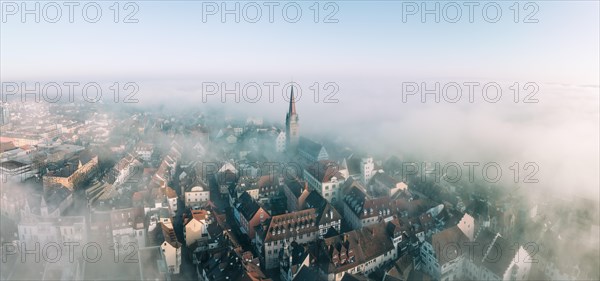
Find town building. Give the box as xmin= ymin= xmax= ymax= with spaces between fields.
xmin=109 ymin=207 xmax=146 ymax=255
xmin=133 ymin=141 xmax=154 ymax=162
xmin=185 ymin=184 xmax=210 ymax=208
xmin=316 ymin=222 xmax=397 ymax=281
xmin=257 ymin=208 xmax=319 ymax=269
xmin=17 ymin=187 xmax=85 ymax=246
xmin=0 ymin=159 xmax=36 ymax=182
xmin=280 ymin=241 xmax=311 ymax=281
xmin=369 ymin=172 xmax=408 ymax=198
xmin=303 ymin=160 xmax=345 ymax=202
xmin=420 ymin=217 xmax=532 ymax=281
xmin=341 ymin=185 xmax=396 ymax=230
xmin=275 ymin=131 xmax=287 ymax=153
xmin=160 ymin=218 xmax=182 ymax=275
xmin=234 ymin=191 xmax=270 ymax=239
xmin=43 ymin=150 xmax=98 ymax=190
xmin=282 ymin=177 xmax=309 ymax=212
xmin=109 ymin=153 xmax=143 ymax=186
xmin=301 ymin=191 xmax=342 ymax=238
xmin=184 ymin=208 xmax=210 ymax=247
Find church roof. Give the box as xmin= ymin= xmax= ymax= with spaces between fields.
xmin=298 ymin=137 xmax=324 ymax=159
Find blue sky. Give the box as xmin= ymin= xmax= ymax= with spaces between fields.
xmin=1 ymin=1 xmax=598 ymax=85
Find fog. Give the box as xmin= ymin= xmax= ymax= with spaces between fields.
xmin=1 ymin=1 xmax=598 ymax=278
xmin=1 ymin=75 xmax=598 ymax=280
xmin=123 ymin=77 xmax=599 ymax=200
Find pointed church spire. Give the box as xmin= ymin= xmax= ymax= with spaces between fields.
xmin=286 ymin=83 xmax=299 ymax=152
xmin=289 ymin=85 xmax=296 ymax=115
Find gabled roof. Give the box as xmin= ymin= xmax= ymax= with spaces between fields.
xmin=115 ymin=153 xmax=142 ymax=172
xmin=362 ymin=197 xmax=393 ymax=219
xmin=293 ymin=266 xmax=324 ymax=281
xmin=319 ymin=222 xmax=394 ymax=274
xmin=285 ymin=177 xmax=307 ymax=199
xmin=306 ymin=160 xmax=343 ymax=183
xmin=197 ymin=248 xmax=243 ymax=281
xmin=237 ymin=192 xmax=261 ymax=221
xmin=431 ymin=226 xmax=469 ymax=265
xmin=318 ymin=203 xmax=342 ymax=227
xmin=303 ymin=191 xmax=328 ymax=211
xmin=344 ymin=156 xmax=362 ymax=176
xmin=264 ymin=208 xmax=318 ymax=242
xmin=44 ymin=186 xmax=72 ymax=213
xmin=298 ymin=137 xmax=327 ymax=159
xmin=341 ymin=177 xmax=366 ymax=195
xmin=217 ymin=169 xmax=238 ymax=185
xmin=343 ymin=186 xmax=367 ymax=216
xmin=302 ymin=191 xmax=342 ymax=226
xmin=471 ymin=230 xmax=515 ymax=277
xmin=371 ymin=172 xmax=402 ymax=188
xmin=219 ymin=162 xmax=238 ymax=174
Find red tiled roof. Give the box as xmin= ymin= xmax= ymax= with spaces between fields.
xmin=264 ymin=208 xmax=318 ymax=242
xmin=431 ymin=226 xmax=469 ymax=265
xmin=306 ymin=161 xmax=344 ymax=183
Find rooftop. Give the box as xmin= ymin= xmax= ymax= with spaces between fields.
xmin=264 ymin=208 xmax=318 ymax=242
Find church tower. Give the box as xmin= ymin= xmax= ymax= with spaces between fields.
xmin=286 ymin=86 xmax=299 ymax=151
